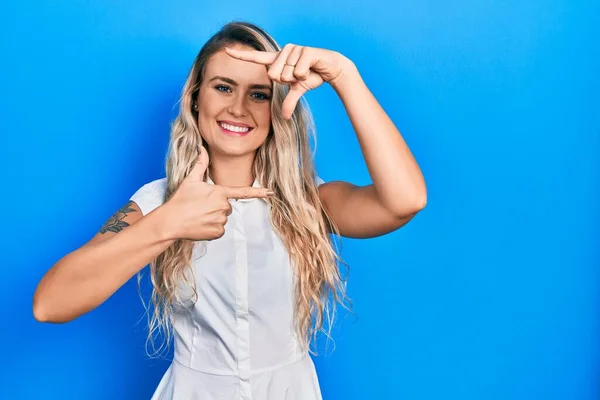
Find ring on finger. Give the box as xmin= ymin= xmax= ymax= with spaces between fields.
xmin=284 ymin=46 xmax=303 ymax=68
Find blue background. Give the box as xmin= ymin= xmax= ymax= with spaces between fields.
xmin=2 ymin=0 xmax=599 ymax=399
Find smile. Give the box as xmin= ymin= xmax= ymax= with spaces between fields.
xmin=217 ymin=121 xmax=253 ymax=136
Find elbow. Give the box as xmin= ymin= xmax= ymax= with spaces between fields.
xmin=32 ymin=295 xmax=50 ymax=323
xmin=32 ymin=292 xmax=67 ymax=324
xmin=413 ymin=185 xmax=428 ymax=211
xmin=416 ymin=194 xmax=427 ymax=212
xmin=33 ymin=303 xmax=69 ymax=324
xmin=416 ymin=183 xmax=428 ymax=210
xmin=33 ymin=280 xmax=53 ymax=322
xmin=384 ymin=194 xmax=427 ymax=219
xmin=398 ymin=182 xmax=427 ymax=215
xmin=400 ymin=193 xmax=427 ymax=217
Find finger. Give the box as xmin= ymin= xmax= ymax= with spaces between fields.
xmin=224 ymin=47 xmax=278 ymax=65
xmin=293 ymin=48 xmax=316 ymax=81
xmin=282 ymin=88 xmax=305 ymax=120
xmin=188 ymin=144 xmax=209 ymax=181
xmin=282 ymin=45 xmax=304 ymax=83
xmin=268 ymin=44 xmax=296 ymax=84
xmin=220 ymin=186 xmax=275 ymax=200
xmin=220 ymin=199 xmax=233 ymax=216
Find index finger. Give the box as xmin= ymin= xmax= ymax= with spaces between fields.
xmin=224 ymin=47 xmax=279 ymax=66
xmin=220 ymin=185 xmax=275 ymax=200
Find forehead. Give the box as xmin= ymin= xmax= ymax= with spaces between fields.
xmin=204 ymin=45 xmax=271 ymax=86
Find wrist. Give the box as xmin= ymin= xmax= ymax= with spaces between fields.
xmin=150 ymin=203 xmax=180 ymax=243
xmin=329 ymin=57 xmax=360 ymax=92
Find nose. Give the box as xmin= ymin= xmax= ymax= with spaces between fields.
xmin=227 ymin=92 xmax=248 ymax=117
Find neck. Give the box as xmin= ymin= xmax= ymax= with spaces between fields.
xmin=207 ymin=150 xmax=256 ymax=187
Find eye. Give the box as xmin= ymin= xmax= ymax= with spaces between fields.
xmin=214 ymin=84 xmax=231 ymax=93
xmin=251 ymin=92 xmax=270 ymax=101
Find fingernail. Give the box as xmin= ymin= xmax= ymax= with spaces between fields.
xmin=266 ymin=190 xmax=275 ymax=196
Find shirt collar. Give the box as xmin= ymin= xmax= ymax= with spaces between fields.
xmin=206 ymin=174 xmax=263 ymax=203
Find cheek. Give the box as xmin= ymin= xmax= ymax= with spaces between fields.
xmin=199 ymin=92 xmax=220 ymax=116
xmin=197 ymin=99 xmax=221 ymax=132
xmin=256 ymin=105 xmax=272 ymax=129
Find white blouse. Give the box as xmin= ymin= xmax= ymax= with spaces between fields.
xmin=130 ymin=175 xmax=325 ymax=400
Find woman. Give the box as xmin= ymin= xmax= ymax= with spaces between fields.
xmin=33 ymin=21 xmax=426 ymax=399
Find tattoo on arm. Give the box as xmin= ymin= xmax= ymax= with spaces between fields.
xmin=99 ymin=202 xmax=138 ymax=234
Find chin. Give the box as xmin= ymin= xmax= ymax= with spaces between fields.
xmin=216 ymin=147 xmax=255 ymax=157
xmin=206 ymin=134 xmax=268 ymax=158
xmin=206 ymin=140 xmax=264 ymax=157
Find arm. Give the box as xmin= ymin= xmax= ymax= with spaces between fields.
xmin=32 ymin=202 xmax=175 ymax=323
xmin=321 ymin=61 xmax=427 ymax=238
xmin=319 ymin=182 xmax=419 ymax=239
xmin=222 ymin=46 xmax=426 ymax=238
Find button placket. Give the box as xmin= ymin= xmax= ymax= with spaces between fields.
xmin=232 ymin=202 xmax=252 ymax=399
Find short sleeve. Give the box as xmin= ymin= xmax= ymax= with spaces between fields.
xmin=129 ymin=178 xmax=167 ymax=216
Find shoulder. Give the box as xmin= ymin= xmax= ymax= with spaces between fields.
xmin=129 ymin=177 xmax=168 ymax=216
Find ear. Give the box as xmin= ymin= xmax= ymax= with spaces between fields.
xmin=191 ymin=92 xmax=199 ymax=114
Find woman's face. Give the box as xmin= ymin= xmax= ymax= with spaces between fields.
xmin=195 ymin=44 xmax=273 ymax=158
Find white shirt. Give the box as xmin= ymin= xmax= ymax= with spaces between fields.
xmin=130 ymin=175 xmax=325 ymax=400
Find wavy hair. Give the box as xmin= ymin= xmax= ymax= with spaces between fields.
xmin=140 ymin=21 xmax=351 ymax=357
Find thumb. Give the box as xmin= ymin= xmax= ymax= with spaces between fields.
xmin=188 ymin=144 xmax=210 ymax=181
xmin=282 ymin=88 xmax=304 ymax=120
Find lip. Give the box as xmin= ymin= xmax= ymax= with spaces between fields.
xmin=219 ymin=120 xmax=252 ymax=128
xmin=217 ymin=121 xmax=253 ymax=136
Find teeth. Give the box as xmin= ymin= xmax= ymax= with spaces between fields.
xmin=219 ymin=122 xmax=250 ymax=133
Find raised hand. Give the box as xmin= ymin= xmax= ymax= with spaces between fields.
xmin=225 ymin=44 xmax=354 ymax=120
xmin=164 ymin=145 xmax=274 ymax=241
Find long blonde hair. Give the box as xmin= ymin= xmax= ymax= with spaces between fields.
xmin=141 ymin=21 xmax=351 ymax=357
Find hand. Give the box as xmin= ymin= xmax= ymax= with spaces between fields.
xmin=164 ymin=145 xmax=274 ymax=241
xmin=225 ymin=44 xmax=355 ymax=119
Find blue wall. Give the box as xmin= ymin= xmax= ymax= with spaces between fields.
xmin=2 ymin=0 xmax=599 ymax=399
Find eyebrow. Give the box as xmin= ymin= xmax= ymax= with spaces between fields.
xmin=208 ymin=76 xmax=272 ymax=91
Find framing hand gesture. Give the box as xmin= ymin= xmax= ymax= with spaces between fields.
xmin=225 ymin=44 xmax=354 ymax=119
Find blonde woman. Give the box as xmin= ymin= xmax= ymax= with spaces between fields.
xmin=33 ymin=21 xmax=426 ymax=399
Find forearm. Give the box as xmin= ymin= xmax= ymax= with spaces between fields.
xmin=33 ymin=206 xmax=176 ymax=323
xmin=331 ymin=62 xmax=427 ymax=215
